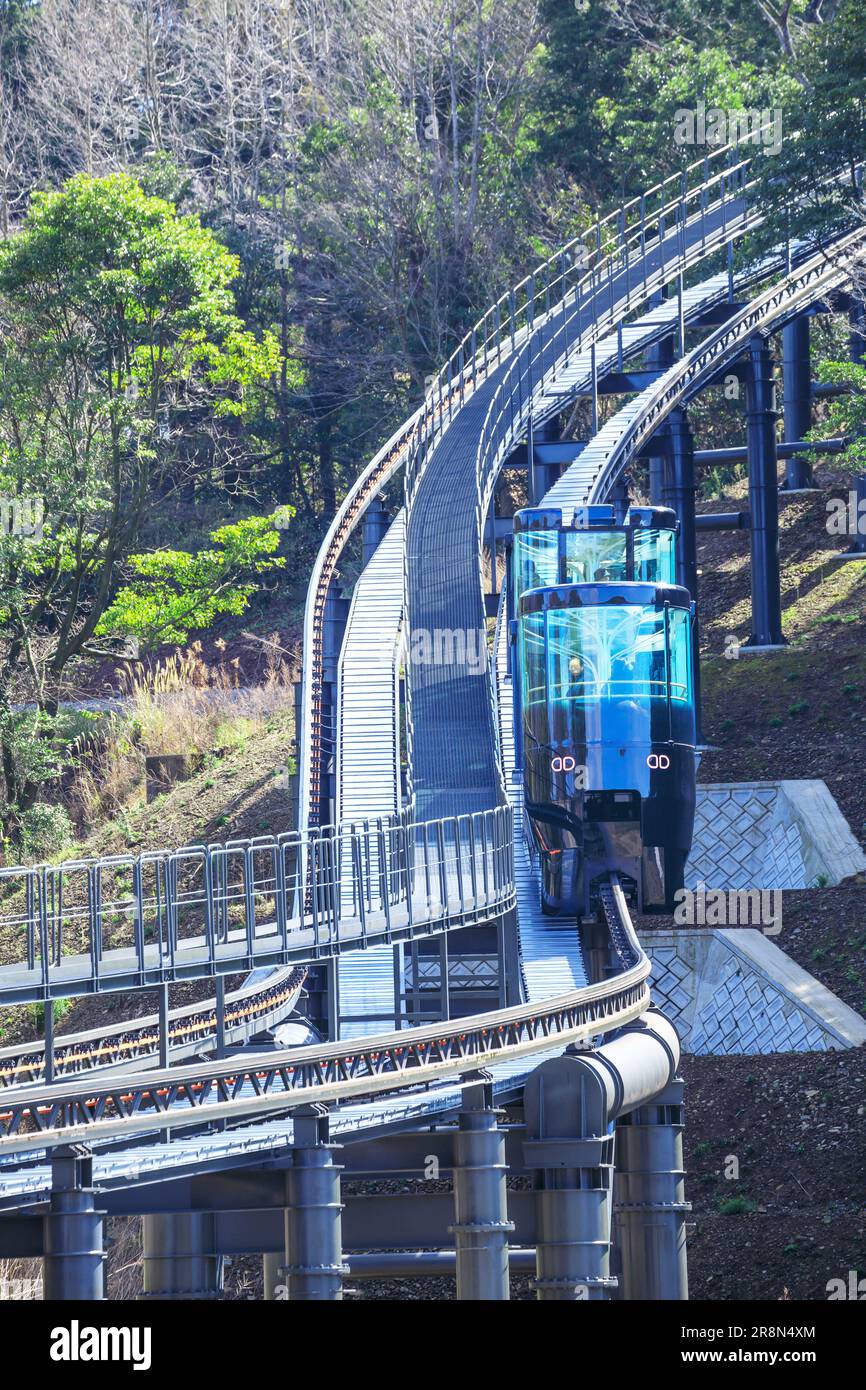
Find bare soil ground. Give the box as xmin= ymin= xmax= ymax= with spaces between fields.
xmin=682 ymin=1050 xmax=866 ymax=1301
xmin=698 ymin=467 xmax=866 ymax=839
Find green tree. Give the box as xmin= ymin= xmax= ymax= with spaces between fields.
xmin=0 ymin=172 xmax=284 ymax=842
xmin=812 ymin=360 xmax=866 ymax=472
xmin=96 ymin=513 xmax=289 ymax=649
xmin=749 ymin=0 xmax=866 ymax=251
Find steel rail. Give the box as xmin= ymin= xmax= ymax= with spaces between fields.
xmin=0 ymin=966 xmax=307 ymax=1088
xmin=0 ymin=143 xmax=845 ymax=1162
xmin=410 ymin=123 xmax=779 ymax=490
xmin=0 ymin=878 xmax=647 ymax=1153
xmin=587 ymin=227 xmax=866 ymax=504
xmin=471 ymin=192 xmax=770 ymax=520
xmin=406 ymin=130 xmax=781 ymax=509
xmin=300 ymin=127 xmax=780 ymax=828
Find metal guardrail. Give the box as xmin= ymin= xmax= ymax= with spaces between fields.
xmin=407 ymin=124 xmax=780 ymax=509
xmin=0 ymin=966 xmax=307 ymax=1088
xmin=299 ymin=125 xmax=779 ymax=829
xmin=1 ymin=132 xmax=855 ymax=1163
xmin=0 ymin=808 xmax=514 ymax=1004
xmin=298 ymin=412 xmax=423 ymax=833
xmin=470 ymin=169 xmax=766 ymax=523
xmin=586 ymin=225 xmax=866 ymax=504
xmin=0 ymin=877 xmax=646 ymax=1153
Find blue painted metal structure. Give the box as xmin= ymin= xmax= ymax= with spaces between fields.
xmin=0 ymin=125 xmax=864 ymax=1300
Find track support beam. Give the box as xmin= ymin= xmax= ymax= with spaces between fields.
xmin=282 ymin=1105 xmax=346 ymax=1300
xmin=614 ymin=1080 xmax=690 ymax=1300
xmin=451 ymin=1074 xmax=514 ymax=1301
xmin=43 ymin=1146 xmax=105 ymax=1301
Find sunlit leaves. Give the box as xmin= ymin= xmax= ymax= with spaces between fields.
xmin=95 ymin=512 xmax=291 ymax=649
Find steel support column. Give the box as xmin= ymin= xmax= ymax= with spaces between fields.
xmin=781 ymin=316 xmax=813 ymax=489
xmin=744 ymin=336 xmax=786 ymax=649
xmin=523 ymin=1015 xmax=680 ymax=1301
xmin=263 ymin=1251 xmax=283 ymax=1300
xmin=529 ymin=417 xmax=560 ymax=505
xmin=320 ymin=584 xmax=351 ymax=825
xmin=507 ymin=553 xmax=522 ymax=773
xmin=450 ymin=1075 xmax=514 ymax=1300
xmin=644 ymin=317 xmax=674 ymax=505
xmin=282 ymin=1105 xmax=346 ymax=1300
xmin=664 ymin=407 xmax=702 ymax=741
xmin=524 ymin=1049 xmax=617 ymax=1301
xmin=362 ymin=495 xmax=389 ymax=568
xmin=499 ymin=906 xmax=521 ymax=1006
xmin=850 ymin=300 xmax=866 ymax=366
xmin=140 ymin=1213 xmax=221 ymax=1299
xmin=44 ymin=998 xmax=55 ymax=1085
xmin=614 ymin=1080 xmax=690 ymax=1300
xmin=42 ymin=1146 xmax=105 ymax=1301
xmin=837 ymin=474 xmax=866 ymax=560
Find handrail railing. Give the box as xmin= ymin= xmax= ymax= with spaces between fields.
xmin=406 ymin=121 xmax=780 ymax=507
xmin=298 ymin=412 xmax=422 ymax=832
xmin=0 ymin=964 xmax=307 ymax=1088
xmin=299 ymin=124 xmax=779 ymax=830
xmin=584 ymin=225 xmax=866 ymax=505
xmin=0 ymin=878 xmax=647 ymax=1153
xmin=0 ymin=807 xmax=515 ymax=1004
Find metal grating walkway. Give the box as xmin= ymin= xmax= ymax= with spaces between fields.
xmin=335 ymin=511 xmax=406 ymax=1037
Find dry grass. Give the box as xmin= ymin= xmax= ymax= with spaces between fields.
xmin=121 ymin=640 xmax=292 ymax=756
xmin=0 ymin=1257 xmax=42 ymax=1300
xmin=70 ymin=639 xmax=294 ymax=830
xmin=0 ymin=1221 xmax=143 ymax=1301
xmin=106 ymin=1217 xmax=143 ymax=1300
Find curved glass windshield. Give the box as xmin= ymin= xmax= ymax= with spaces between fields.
xmin=514 ymin=531 xmax=558 ymax=598
xmin=563 ymin=532 xmax=627 ymax=584
xmin=514 ymin=524 xmax=677 ymax=601
xmin=633 ymin=528 xmax=677 ymax=584
xmin=520 ymin=602 xmax=693 ymax=746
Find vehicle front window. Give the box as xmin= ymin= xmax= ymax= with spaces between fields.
xmin=562 ymin=531 xmax=627 ymax=584
xmin=544 ymin=603 xmax=674 ymax=745
xmin=514 ymin=530 xmax=558 ymax=599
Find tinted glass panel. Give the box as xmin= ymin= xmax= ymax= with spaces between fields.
xmin=668 ymin=606 xmax=695 ymax=743
xmin=633 ymin=528 xmax=677 ymax=584
xmin=520 ymin=610 xmax=546 ymax=711
xmin=562 ymin=531 xmax=627 ymax=584
xmin=514 ymin=532 xmax=558 ymax=600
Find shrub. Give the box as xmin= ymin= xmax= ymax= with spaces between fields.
xmin=718 ymin=1195 xmax=756 ymax=1216
xmin=18 ymin=803 xmax=74 ymax=862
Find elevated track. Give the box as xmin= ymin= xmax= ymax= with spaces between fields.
xmin=0 ymin=126 xmax=862 ymax=1303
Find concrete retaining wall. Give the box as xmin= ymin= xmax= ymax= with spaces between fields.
xmin=647 ymin=929 xmax=866 ymax=1054
xmin=687 ymin=780 xmax=866 ymax=891
xmin=649 ymin=779 xmax=866 ymax=1053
